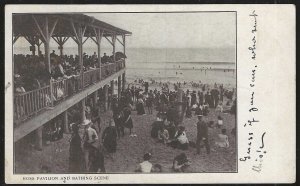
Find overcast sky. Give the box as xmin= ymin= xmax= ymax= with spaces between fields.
xmin=15 ymin=12 xmax=236 ymax=50
xmin=86 ymin=12 xmax=236 ymax=49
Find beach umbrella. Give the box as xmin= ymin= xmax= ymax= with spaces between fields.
xmin=115 ymin=52 xmax=127 ymax=59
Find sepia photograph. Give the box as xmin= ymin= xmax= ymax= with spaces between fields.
xmin=12 ymin=12 xmax=237 ymax=174
xmin=5 ymin=4 xmax=295 ymax=184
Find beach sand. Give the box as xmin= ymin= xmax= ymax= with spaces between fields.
xmin=15 ymin=104 xmax=237 ymax=173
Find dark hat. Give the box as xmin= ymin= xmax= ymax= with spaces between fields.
xmin=178 ymin=126 xmax=185 ymax=131
xmin=143 ymin=153 xmax=152 ymax=161
xmin=71 ymin=123 xmax=79 ymax=132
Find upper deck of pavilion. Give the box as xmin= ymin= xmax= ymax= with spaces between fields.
xmin=12 ymin=13 xmax=131 ymax=142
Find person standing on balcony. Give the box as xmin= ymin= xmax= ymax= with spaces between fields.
xmin=102 ymin=53 xmax=109 ymax=64
xmin=109 ymin=52 xmax=114 ymax=63
xmin=51 ymin=57 xmax=65 ymax=80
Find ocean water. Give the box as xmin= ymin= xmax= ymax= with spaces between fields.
xmin=14 ymin=47 xmax=236 ymax=85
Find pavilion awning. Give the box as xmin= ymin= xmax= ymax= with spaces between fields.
xmin=13 ymin=13 xmax=132 ymax=38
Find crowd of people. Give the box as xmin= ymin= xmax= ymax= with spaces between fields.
xmin=14 ymin=50 xmax=126 ymax=122
xmin=14 ymin=50 xmax=125 ymax=94
xmin=64 ymin=78 xmax=236 ymax=173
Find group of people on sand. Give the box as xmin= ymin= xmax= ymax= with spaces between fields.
xmin=68 ymin=90 xmax=135 ymax=173
xmin=135 ymin=152 xmax=191 ymax=173
xmin=67 ymin=77 xmax=236 ymax=173
xmin=69 ymin=116 xmax=132 ymax=173
xmin=134 ymin=79 xmax=236 ymax=172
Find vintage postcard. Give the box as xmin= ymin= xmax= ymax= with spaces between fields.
xmin=4 ymin=4 xmax=295 ymax=184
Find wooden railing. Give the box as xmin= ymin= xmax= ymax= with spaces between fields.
xmin=14 ymin=62 xmax=125 ymax=125
xmin=83 ymin=68 xmax=100 ymax=87
xmin=14 ymin=85 xmax=51 ymax=123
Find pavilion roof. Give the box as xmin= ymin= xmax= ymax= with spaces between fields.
xmin=13 ymin=13 xmax=132 ymax=38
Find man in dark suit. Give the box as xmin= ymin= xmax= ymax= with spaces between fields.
xmin=196 ymin=115 xmax=210 ymax=155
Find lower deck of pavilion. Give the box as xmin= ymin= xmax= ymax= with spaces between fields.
xmin=14 ymin=65 xmax=127 ymax=151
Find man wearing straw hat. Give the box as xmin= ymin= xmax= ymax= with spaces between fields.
xmin=81 ymin=119 xmax=99 ymax=171
xmin=196 ymin=114 xmax=210 ymax=155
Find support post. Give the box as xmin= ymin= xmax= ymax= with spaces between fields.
xmin=64 ymin=111 xmax=70 ymax=133
xmin=112 ymin=34 xmax=116 ymax=62
xmin=53 ymin=36 xmax=69 ymax=57
xmin=31 ymin=44 xmax=36 ymax=56
xmin=122 ymin=72 xmax=126 ymax=91
xmin=32 ymin=15 xmax=58 ymax=73
xmin=104 ymin=85 xmax=108 ymax=111
xmin=118 ymin=76 xmax=121 ymax=99
xmin=59 ymin=45 xmax=63 ymax=56
xmin=71 ymin=21 xmax=86 ymax=89
xmin=93 ymin=91 xmax=98 ymax=107
xmin=35 ymin=126 xmax=43 ymax=151
xmin=44 ymin=41 xmax=50 ymax=73
xmin=37 ymin=41 xmax=42 ymax=56
xmin=110 ymin=80 xmax=114 ymax=96
xmin=81 ymin=98 xmax=86 ymax=122
xmin=122 ymin=35 xmax=126 ymax=55
xmin=92 ymin=28 xmax=103 ymax=80
xmin=49 ymin=78 xmax=54 ymax=107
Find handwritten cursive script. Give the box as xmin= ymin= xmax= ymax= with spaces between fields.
xmin=248 ymin=10 xmax=258 ymax=60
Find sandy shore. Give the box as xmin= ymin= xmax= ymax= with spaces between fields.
xmin=15 ymin=104 xmax=236 ymax=173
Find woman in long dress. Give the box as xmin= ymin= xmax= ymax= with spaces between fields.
xmin=69 ymin=124 xmax=83 ymax=173
xmin=136 ymin=95 xmax=146 ymax=115
xmin=88 ymin=145 xmax=106 ymax=172
xmin=122 ymin=106 xmax=133 ymax=135
xmin=102 ymin=119 xmax=118 ymax=159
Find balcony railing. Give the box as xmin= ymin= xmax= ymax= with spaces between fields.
xmin=14 ymin=60 xmax=125 ymax=126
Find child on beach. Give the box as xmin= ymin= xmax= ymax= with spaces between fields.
xmin=172 ymin=153 xmax=191 ymax=172
xmin=217 ymin=116 xmax=223 ymax=128
xmin=135 ymin=153 xmax=153 ymax=173
xmin=158 ymin=125 xmax=170 ymax=144
xmin=167 ymin=126 xmax=189 ymax=150
xmin=216 ymin=101 xmax=223 ymax=112
xmin=215 ymin=129 xmax=229 ymax=148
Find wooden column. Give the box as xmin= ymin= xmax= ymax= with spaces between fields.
xmin=110 ymin=80 xmax=114 ymax=96
xmin=112 ymin=34 xmax=116 ymax=62
xmin=64 ymin=111 xmax=70 ymax=133
xmin=44 ymin=41 xmax=50 ymax=71
xmin=104 ymin=85 xmax=108 ymax=111
xmin=122 ymin=35 xmax=126 ymax=55
xmin=35 ymin=38 xmax=43 ymax=56
xmin=52 ymin=37 xmax=69 ymax=56
xmin=32 ymin=15 xmax=58 ymax=73
xmin=118 ymin=76 xmax=121 ymax=99
xmin=91 ymin=28 xmax=103 ymax=79
xmin=35 ymin=126 xmax=43 ymax=151
xmin=81 ymin=98 xmax=86 ymax=122
xmin=122 ymin=72 xmax=126 ymax=91
xmin=93 ymin=91 xmax=98 ymax=106
xmin=71 ymin=21 xmax=87 ymax=88
xmin=32 ymin=16 xmax=58 ymax=150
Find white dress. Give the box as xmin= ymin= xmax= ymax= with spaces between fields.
xmin=139 ymin=161 xmax=152 ymax=173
